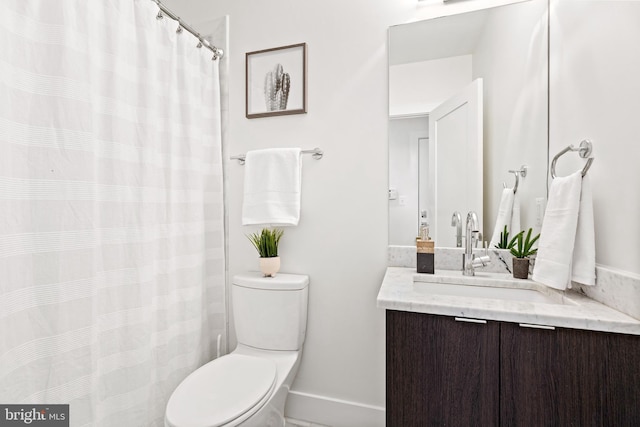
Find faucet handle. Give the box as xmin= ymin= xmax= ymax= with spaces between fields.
xmin=477 ymin=241 xmax=491 ymax=266
xmin=472 ymin=242 xmax=492 ymax=268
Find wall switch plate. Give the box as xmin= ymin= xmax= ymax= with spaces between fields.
xmin=389 ymin=188 xmax=398 ymax=200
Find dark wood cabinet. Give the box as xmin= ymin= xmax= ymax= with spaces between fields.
xmin=500 ymin=322 xmax=640 ymax=427
xmin=386 ymin=310 xmax=499 ymax=427
xmin=386 ymin=310 xmax=640 ymax=427
xmin=500 ymin=322 xmax=562 ymax=426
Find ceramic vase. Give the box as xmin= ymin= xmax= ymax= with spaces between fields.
xmin=512 ymin=257 xmax=530 ymax=279
xmin=259 ymin=257 xmax=280 ymax=277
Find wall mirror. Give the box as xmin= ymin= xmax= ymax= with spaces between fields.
xmin=388 ymin=0 xmax=549 ymax=248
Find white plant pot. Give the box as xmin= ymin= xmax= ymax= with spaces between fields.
xmin=259 ymin=257 xmax=280 ymax=277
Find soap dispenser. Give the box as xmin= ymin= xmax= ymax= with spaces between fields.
xmin=416 ymin=211 xmax=434 ymax=274
xmin=419 ymin=220 xmax=429 ymax=240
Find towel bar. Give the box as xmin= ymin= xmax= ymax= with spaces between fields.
xmin=230 ymin=147 xmax=323 ymax=165
xmin=503 ymin=165 xmax=527 ymax=193
xmin=550 ymin=140 xmax=594 ymax=179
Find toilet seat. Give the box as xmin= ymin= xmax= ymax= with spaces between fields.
xmin=165 ymin=354 xmax=277 ymax=427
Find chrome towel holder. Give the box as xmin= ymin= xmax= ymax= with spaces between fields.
xmin=550 ymin=139 xmax=594 ymax=179
xmin=503 ymin=165 xmax=527 ymax=194
xmin=230 ymin=147 xmax=324 ymax=165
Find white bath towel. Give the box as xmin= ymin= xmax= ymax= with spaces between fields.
xmin=242 ymin=148 xmax=302 ymax=226
xmin=489 ymin=188 xmax=517 ymax=248
xmin=532 ymin=171 xmax=596 ymax=290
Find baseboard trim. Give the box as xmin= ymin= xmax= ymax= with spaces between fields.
xmin=285 ymin=390 xmax=385 ymax=427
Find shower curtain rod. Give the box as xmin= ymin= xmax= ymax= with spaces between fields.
xmin=153 ymin=0 xmax=224 ymax=60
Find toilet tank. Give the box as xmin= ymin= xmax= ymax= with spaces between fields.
xmin=232 ymin=272 xmax=309 ymax=351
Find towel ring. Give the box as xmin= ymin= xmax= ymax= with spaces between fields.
xmin=503 ymin=165 xmax=527 ymax=194
xmin=550 ymin=140 xmax=594 ymax=179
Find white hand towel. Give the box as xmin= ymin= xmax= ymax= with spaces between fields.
xmin=571 ymin=175 xmax=596 ymax=286
xmin=510 ymin=190 xmax=521 ymax=237
xmin=489 ymin=188 xmax=515 ymax=248
xmin=532 ymin=171 xmax=595 ymax=290
xmin=242 ymin=148 xmax=302 ymax=226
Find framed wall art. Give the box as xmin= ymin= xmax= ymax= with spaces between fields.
xmin=246 ymin=43 xmax=307 ymax=119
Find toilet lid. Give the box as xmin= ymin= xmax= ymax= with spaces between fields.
xmin=165 ymin=354 xmax=277 ymax=427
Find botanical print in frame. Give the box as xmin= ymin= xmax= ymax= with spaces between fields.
xmin=246 ymin=43 xmax=307 ymax=118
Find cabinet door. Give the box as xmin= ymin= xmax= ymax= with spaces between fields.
xmin=500 ymin=323 xmax=561 ymax=426
xmin=500 ymin=323 xmax=640 ymax=426
xmin=386 ymin=310 xmax=499 ymax=427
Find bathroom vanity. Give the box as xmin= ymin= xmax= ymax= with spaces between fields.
xmin=378 ymin=268 xmax=640 ymax=427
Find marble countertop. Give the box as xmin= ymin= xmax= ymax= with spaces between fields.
xmin=377 ymin=267 xmax=640 ymax=335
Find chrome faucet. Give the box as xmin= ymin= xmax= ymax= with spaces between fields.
xmin=463 ymin=211 xmax=491 ymax=276
xmin=451 ymin=211 xmax=462 ymax=248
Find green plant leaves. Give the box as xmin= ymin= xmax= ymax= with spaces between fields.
xmin=495 ymin=225 xmax=517 ymax=249
xmin=509 ymin=227 xmax=540 ymax=258
xmin=247 ymin=228 xmax=284 ymax=258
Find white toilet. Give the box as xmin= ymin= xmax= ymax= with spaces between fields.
xmin=165 ymin=272 xmax=309 ymax=427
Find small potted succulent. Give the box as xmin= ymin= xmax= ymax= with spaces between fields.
xmin=494 ymin=225 xmax=516 ymax=250
xmin=247 ymin=227 xmax=284 ymax=277
xmin=510 ymin=228 xmax=540 ymax=279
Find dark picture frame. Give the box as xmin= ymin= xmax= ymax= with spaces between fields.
xmin=246 ymin=43 xmax=307 ymax=119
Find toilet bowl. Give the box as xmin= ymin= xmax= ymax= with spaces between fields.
xmin=165 ymin=272 xmax=309 ymax=427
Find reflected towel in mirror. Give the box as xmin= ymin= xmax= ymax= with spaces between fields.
xmin=489 ymin=188 xmax=521 ymax=248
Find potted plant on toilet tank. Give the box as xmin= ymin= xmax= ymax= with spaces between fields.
xmin=248 ymin=227 xmax=284 ymax=277
xmin=510 ymin=228 xmax=540 ymax=279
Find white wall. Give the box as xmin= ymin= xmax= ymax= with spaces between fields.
xmin=389 ymin=55 xmax=472 ymax=116
xmin=551 ymin=0 xmax=640 ymax=275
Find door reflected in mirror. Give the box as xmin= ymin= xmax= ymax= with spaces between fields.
xmin=388 ymin=0 xmax=549 ymax=247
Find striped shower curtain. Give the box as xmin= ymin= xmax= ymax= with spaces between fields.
xmin=0 ymin=1 xmax=226 ymax=425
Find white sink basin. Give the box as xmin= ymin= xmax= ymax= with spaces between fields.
xmin=416 ymin=282 xmax=563 ymax=304
xmin=413 ymin=270 xmax=574 ymax=305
